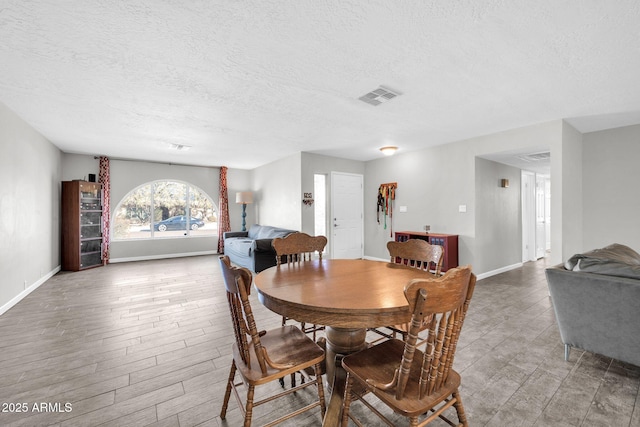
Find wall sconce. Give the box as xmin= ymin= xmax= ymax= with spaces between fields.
xmin=303 ymin=192 xmax=314 ymax=206
xmin=379 ymin=146 xmax=398 ymax=156
xmin=500 ymin=179 xmax=510 ymax=188
xmin=235 ymin=191 xmax=253 ymax=231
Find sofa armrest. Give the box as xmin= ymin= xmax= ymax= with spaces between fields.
xmin=545 ymin=265 xmax=640 ymax=367
xmin=224 ymin=231 xmax=248 ymax=239
xmin=254 ymin=238 xmax=275 ymax=252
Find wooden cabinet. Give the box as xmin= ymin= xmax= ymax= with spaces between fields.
xmin=62 ymin=181 xmax=103 ymax=271
xmin=394 ymin=231 xmax=458 ymax=272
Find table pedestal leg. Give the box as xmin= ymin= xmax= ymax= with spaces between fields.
xmin=322 ymin=326 xmax=367 ymax=427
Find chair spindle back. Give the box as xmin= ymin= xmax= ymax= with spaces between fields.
xmin=394 ymin=266 xmax=475 ymax=400
xmin=219 ymin=256 xmax=267 ymax=374
xmin=387 ymin=239 xmax=444 ymax=276
xmin=273 ymin=233 xmax=327 ymax=265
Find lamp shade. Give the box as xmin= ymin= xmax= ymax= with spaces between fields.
xmin=236 ymin=191 xmax=253 ymax=204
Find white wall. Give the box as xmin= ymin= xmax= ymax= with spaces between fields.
xmin=364 ymin=142 xmax=475 ymax=262
xmin=364 ymin=120 xmax=568 ymax=275
xmin=227 ymin=167 xmax=254 ymax=232
xmin=0 ymin=102 xmax=62 ymax=313
xmin=474 ymin=158 xmax=522 ymax=273
xmin=5 ymin=103 xmax=639 ymax=312
xmin=61 ymin=153 xmax=99 ymax=182
xmin=557 ymin=122 xmax=583 ymax=261
xmin=300 ymin=153 xmax=365 ymax=236
xmin=251 ymin=153 xmax=302 ymax=231
xmin=245 ymin=153 xmax=364 ymax=242
xmin=582 ymin=124 xmax=640 ymax=251
xmin=61 ymin=154 xmax=253 ymax=262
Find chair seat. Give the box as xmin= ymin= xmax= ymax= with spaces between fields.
xmin=342 ymin=338 xmax=461 ymax=418
xmin=233 ymin=325 xmax=325 ymax=385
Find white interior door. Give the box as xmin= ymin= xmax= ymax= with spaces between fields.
xmin=330 ymin=172 xmax=363 ymax=259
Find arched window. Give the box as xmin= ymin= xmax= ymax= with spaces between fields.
xmin=113 ymin=180 xmax=217 ymax=240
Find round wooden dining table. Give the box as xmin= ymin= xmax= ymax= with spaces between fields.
xmin=254 ymin=258 xmax=434 ymax=427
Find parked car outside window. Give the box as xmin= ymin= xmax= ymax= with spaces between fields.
xmin=153 ymin=216 xmax=205 ymax=231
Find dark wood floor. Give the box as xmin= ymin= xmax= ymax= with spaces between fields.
xmin=0 ymin=256 xmax=638 ymax=426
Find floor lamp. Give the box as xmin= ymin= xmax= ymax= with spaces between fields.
xmin=235 ymin=191 xmax=253 ymax=232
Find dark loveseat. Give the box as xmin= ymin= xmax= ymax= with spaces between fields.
xmin=223 ymin=224 xmax=297 ymax=272
xmin=545 ymin=243 xmax=640 ymax=367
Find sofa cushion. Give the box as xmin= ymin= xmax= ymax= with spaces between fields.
xmin=565 ymin=243 xmax=640 ymax=279
xmin=224 ymin=238 xmax=254 ymax=257
xmin=247 ymin=224 xmax=297 ymax=240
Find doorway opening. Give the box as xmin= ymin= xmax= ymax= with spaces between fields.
xmin=522 ymin=171 xmax=550 ymax=261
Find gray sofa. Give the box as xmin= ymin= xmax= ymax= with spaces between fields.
xmin=545 ymin=243 xmax=640 ymax=367
xmin=223 ymin=224 xmax=297 ymax=272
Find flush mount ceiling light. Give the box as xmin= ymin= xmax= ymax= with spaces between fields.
xmin=169 ymin=143 xmax=192 ymax=151
xmin=379 ymin=146 xmax=398 ymax=156
xmin=358 ymin=86 xmax=401 ymax=106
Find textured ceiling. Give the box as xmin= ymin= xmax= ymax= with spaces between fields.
xmin=1 ymin=1 xmax=640 ymax=169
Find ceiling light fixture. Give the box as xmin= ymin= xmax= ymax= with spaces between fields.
xmin=379 ymin=146 xmax=398 ymax=156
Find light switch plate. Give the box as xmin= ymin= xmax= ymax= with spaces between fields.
xmin=459 ymin=204 xmax=467 ymax=213
xmin=399 ymin=205 xmax=407 ymax=213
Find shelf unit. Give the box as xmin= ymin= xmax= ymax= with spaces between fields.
xmin=394 ymin=231 xmax=459 ymax=272
xmin=62 ymin=180 xmax=104 ymax=271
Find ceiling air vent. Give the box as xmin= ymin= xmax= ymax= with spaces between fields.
xmin=169 ymin=144 xmax=192 ymax=151
xmin=516 ymin=151 xmax=550 ymax=162
xmin=358 ymin=86 xmax=401 ymax=106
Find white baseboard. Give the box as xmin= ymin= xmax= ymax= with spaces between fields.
xmin=363 ymin=255 xmax=388 ymax=262
xmin=0 ymin=266 xmax=61 ymax=316
xmin=476 ymin=262 xmax=523 ymax=280
xmin=109 ymin=250 xmax=218 ymax=264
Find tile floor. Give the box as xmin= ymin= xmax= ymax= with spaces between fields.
xmin=0 ymin=256 xmax=638 ymax=426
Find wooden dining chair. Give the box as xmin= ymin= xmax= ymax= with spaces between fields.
xmin=273 ymin=232 xmax=328 ymax=266
xmin=369 ymin=239 xmax=445 ymax=343
xmin=341 ymin=265 xmax=476 ymax=427
xmin=218 ymin=256 xmax=326 ymax=427
xmin=388 ymin=238 xmax=444 ymax=275
xmin=273 ymin=232 xmax=328 ymax=341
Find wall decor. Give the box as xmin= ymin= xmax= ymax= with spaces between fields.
xmin=377 ymin=182 xmax=397 ymax=237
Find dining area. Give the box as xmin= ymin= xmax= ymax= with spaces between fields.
xmin=218 ymin=233 xmax=476 ymax=427
xmin=1 ymin=241 xmax=627 ymax=427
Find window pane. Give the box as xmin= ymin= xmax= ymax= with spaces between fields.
xmin=114 ymin=184 xmax=152 ymax=239
xmin=188 ymin=185 xmax=217 ymax=236
xmin=153 ymin=181 xmax=187 ymax=237
xmin=112 ymin=180 xmax=218 ymax=241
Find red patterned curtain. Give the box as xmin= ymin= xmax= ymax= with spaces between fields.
xmin=217 ymin=166 xmax=230 ymax=253
xmin=99 ymin=156 xmax=111 ymax=264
